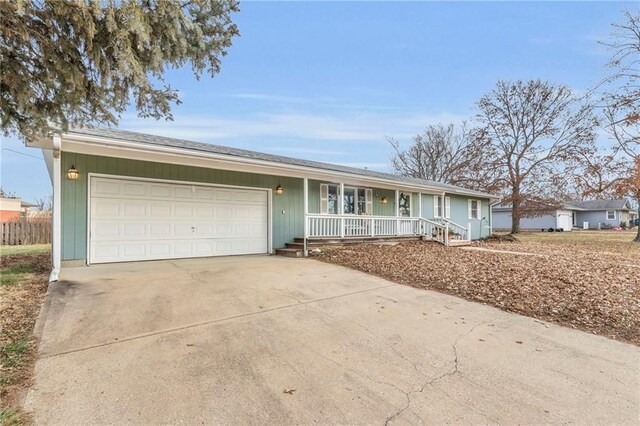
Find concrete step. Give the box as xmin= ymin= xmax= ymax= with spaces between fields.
xmin=448 ymin=240 xmax=472 ymax=247
xmin=275 ymin=248 xmax=304 ymax=258
xmin=285 ymin=242 xmax=305 ymax=249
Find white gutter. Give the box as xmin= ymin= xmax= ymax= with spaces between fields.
xmin=49 ymin=134 xmax=62 ymax=282
xmin=489 ymin=200 xmax=502 ymax=235
xmin=60 ymin=133 xmax=500 ymax=202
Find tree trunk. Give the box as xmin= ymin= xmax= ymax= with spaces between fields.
xmin=511 ymin=193 xmax=521 ymax=234
xmin=635 ymin=203 xmax=640 ymax=243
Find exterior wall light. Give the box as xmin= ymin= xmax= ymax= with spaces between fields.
xmin=275 ymin=184 xmax=283 ymax=195
xmin=67 ymin=165 xmax=79 ymax=180
xmin=381 ymin=196 xmax=388 ymax=204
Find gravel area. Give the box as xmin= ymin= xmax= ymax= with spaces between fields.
xmin=317 ymin=237 xmax=640 ymax=345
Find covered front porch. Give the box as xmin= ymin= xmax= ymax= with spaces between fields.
xmin=294 ymin=179 xmax=474 ymax=255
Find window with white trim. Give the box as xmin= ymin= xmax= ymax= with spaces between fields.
xmin=468 ymin=199 xmax=481 ymax=220
xmin=399 ymin=192 xmax=411 ymax=217
xmin=606 ymin=210 xmax=615 ymax=220
xmin=433 ymin=195 xmax=442 ymax=218
xmin=445 ymin=196 xmax=451 ymax=219
xmin=320 ymin=184 xmax=372 ymax=215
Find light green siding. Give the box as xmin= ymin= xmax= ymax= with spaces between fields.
xmin=420 ymin=193 xmax=492 ymax=239
xmin=61 ymin=153 xmax=304 ymax=261
xmin=307 ymin=181 xmax=399 ymax=216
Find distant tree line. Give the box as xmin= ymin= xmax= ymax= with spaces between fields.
xmin=389 ymin=10 xmax=640 ymax=241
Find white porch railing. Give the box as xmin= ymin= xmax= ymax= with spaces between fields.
xmin=304 ymin=214 xmax=471 ymax=247
xmin=430 ymin=217 xmax=471 ymax=242
xmin=306 ymin=215 xmax=421 ymax=239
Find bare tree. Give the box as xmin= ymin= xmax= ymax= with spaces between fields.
xmin=34 ymin=194 xmax=53 ymax=211
xmin=600 ymin=10 xmax=640 ymax=125
xmin=603 ymin=107 xmax=640 ymax=240
xmin=566 ymin=145 xmax=623 ymax=198
xmin=598 ymin=10 xmax=640 ymax=241
xmin=475 ymin=80 xmax=597 ymax=234
xmin=388 ymin=123 xmax=502 ymax=193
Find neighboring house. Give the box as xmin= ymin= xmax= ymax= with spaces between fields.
xmin=492 ymin=199 xmax=638 ymax=232
xmin=27 ymin=127 xmax=498 ymax=281
xmin=569 ymin=199 xmax=638 ymax=229
xmin=492 ymin=203 xmax=576 ymax=232
xmin=0 ymin=197 xmax=36 ymax=222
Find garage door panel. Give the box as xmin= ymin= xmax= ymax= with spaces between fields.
xmin=89 ymin=177 xmax=269 ymax=264
xmin=150 ymin=204 xmax=171 ymax=217
xmin=93 ymin=222 xmax=120 ymax=238
xmin=123 ymin=202 xmax=146 ymax=217
xmin=196 ymin=206 xmax=214 ymax=217
xmin=92 ymin=200 xmax=120 ymax=217
xmin=123 ymin=182 xmax=147 ymax=197
xmin=214 ymin=189 xmax=233 ymax=202
xmin=92 ymin=179 xmax=120 ymax=196
xmin=149 ymin=184 xmax=172 ymax=197
xmin=194 ymin=187 xmax=215 ymax=200
xmin=174 ymin=206 xmax=193 ymax=217
xmin=174 ymin=186 xmax=193 ymax=199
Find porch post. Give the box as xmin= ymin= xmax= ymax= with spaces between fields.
xmin=303 ymin=178 xmax=309 ymax=256
xmin=339 ymin=182 xmax=345 ymax=238
xmin=50 ymin=134 xmax=62 ymax=282
xmin=467 ymin=221 xmax=472 ymax=242
xmin=395 ymin=189 xmax=400 ymax=235
xmin=418 ymin=193 xmax=422 ymax=218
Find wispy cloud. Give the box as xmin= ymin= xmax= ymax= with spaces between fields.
xmin=225 ymin=92 xmax=312 ymax=104
xmin=121 ymin=110 xmax=467 ymax=145
xmin=269 ymin=147 xmax=348 ymax=156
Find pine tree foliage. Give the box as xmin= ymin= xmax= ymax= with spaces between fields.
xmin=0 ymin=0 xmax=240 ymax=139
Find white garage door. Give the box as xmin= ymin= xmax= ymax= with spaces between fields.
xmin=89 ymin=176 xmax=269 ymax=264
xmin=557 ymin=214 xmax=572 ymax=232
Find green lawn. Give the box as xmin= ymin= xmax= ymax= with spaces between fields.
xmin=0 ymin=244 xmax=51 ymax=256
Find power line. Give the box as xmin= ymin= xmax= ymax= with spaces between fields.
xmin=1 ymin=148 xmax=42 ymax=160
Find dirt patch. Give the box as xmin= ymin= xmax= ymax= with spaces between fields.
xmin=1 ymin=251 xmax=51 ymax=423
xmin=317 ymin=240 xmax=640 ymax=345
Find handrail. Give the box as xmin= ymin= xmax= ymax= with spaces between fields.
xmin=430 ymin=217 xmax=470 ymax=241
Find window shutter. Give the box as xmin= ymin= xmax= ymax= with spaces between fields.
xmin=365 ymin=189 xmax=373 ymax=215
xmin=468 ymin=200 xmax=472 ymax=220
xmin=320 ymin=184 xmax=328 ymax=214
xmin=445 ymin=197 xmax=451 ymax=219
xmin=433 ymin=195 xmax=439 ymax=218
xmin=477 ymin=200 xmax=481 ymax=219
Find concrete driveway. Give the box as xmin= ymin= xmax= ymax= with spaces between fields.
xmin=26 ymin=256 xmax=639 ymax=425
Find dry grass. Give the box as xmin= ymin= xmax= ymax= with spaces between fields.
xmin=317 ymin=231 xmax=640 ymax=345
xmin=0 ymin=248 xmax=51 ymax=425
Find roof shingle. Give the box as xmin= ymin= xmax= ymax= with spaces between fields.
xmin=68 ymin=127 xmax=496 ymax=199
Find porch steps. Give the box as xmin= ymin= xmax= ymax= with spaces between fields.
xmin=274 ymin=248 xmax=304 ymax=258
xmin=448 ymin=240 xmax=472 ymax=247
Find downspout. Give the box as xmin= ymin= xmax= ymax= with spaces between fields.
xmin=489 ymin=200 xmax=500 ymax=236
xmin=303 ymin=178 xmax=308 ymax=257
xmin=50 ymin=134 xmax=62 ymax=282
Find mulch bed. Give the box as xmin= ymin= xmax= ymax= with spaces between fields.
xmin=1 ymin=252 xmax=51 ymax=419
xmin=316 ymin=241 xmax=640 ymax=345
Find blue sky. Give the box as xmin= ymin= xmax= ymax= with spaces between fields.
xmin=0 ymin=1 xmax=633 ymax=202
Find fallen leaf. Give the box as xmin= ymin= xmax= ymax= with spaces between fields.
xmin=283 ymin=389 xmax=296 ymax=395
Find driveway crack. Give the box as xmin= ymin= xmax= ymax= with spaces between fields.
xmin=384 ymin=320 xmax=496 ymax=425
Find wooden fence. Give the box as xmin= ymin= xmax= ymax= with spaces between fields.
xmin=1 ymin=221 xmax=52 ymax=245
